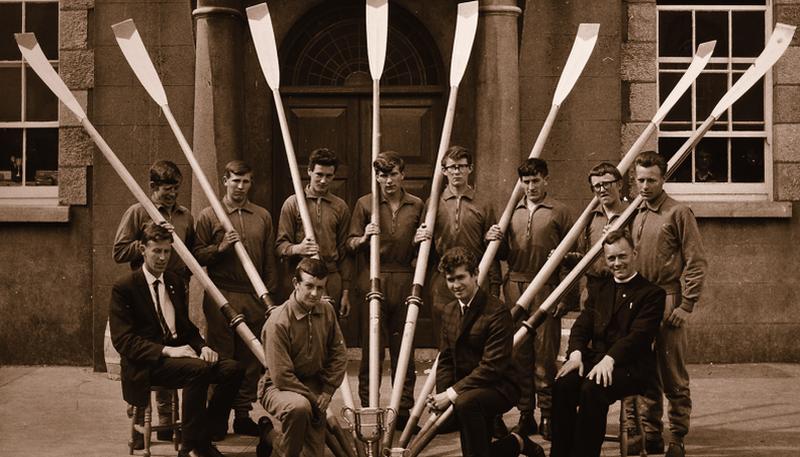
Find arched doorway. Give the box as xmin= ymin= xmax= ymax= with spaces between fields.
xmin=273 ymin=1 xmax=445 ymax=347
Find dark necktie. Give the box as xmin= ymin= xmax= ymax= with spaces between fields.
xmin=152 ymin=279 xmax=171 ymax=340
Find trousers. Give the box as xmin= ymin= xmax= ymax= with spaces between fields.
xmin=261 ymin=387 xmax=326 ymax=457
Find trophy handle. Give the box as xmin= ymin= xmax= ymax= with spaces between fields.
xmin=341 ymin=406 xmax=356 ymax=428
xmin=385 ymin=408 xmax=397 ymax=426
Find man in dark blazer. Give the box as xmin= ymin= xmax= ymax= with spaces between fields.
xmin=110 ymin=222 xmax=244 ymax=457
xmin=550 ymin=229 xmax=665 ymax=457
xmin=428 ymin=247 xmax=544 ymax=457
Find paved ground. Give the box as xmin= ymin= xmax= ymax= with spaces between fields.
xmin=1 ymin=362 xmax=799 ymax=457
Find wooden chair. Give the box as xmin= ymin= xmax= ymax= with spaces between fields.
xmin=605 ymin=396 xmax=647 ymax=457
xmin=129 ymin=387 xmax=181 ymax=457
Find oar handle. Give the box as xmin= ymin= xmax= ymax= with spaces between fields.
xmin=408 ymin=406 xmax=454 ymax=457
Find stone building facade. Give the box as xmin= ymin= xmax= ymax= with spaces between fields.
xmin=0 ymin=0 xmax=797 ymax=369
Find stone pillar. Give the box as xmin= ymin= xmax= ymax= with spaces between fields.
xmin=474 ymin=1 xmax=522 ymax=214
xmin=191 ymin=0 xmax=245 ymax=213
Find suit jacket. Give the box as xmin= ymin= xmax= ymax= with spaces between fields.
xmin=436 ymin=288 xmax=520 ymax=403
xmin=109 ymin=268 xmax=206 ymax=406
xmin=567 ymin=273 xmax=665 ymax=376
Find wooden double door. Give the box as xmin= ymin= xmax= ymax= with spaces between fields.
xmin=273 ymin=89 xmax=444 ymax=347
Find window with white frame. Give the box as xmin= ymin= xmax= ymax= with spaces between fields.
xmin=0 ymin=0 xmax=59 ymax=201
xmin=657 ymin=1 xmax=771 ymax=201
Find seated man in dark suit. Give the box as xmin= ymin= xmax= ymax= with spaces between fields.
xmin=428 ymin=247 xmax=544 ymax=457
xmin=110 ymin=222 xmax=244 ymax=457
xmin=550 ymin=229 xmax=666 ymax=457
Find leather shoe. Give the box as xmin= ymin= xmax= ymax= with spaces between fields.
xmin=492 ymin=415 xmax=510 ymax=439
xmin=511 ymin=411 xmax=538 ymax=436
xmin=157 ymin=429 xmax=173 ymax=442
xmin=234 ymin=416 xmax=260 ymax=436
xmin=256 ymin=417 xmax=274 ymax=457
xmin=539 ymin=416 xmax=552 ymax=441
xmin=130 ymin=431 xmax=144 ymax=451
xmin=665 ymin=442 xmax=685 ymax=457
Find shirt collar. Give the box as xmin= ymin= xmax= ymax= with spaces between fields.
xmin=457 ymin=290 xmax=478 ymax=310
xmin=142 ymin=266 xmax=165 ymax=287
xmin=380 ymin=188 xmax=414 ymax=206
xmin=222 ymin=196 xmax=255 ymax=214
xmin=150 ymin=197 xmax=186 ymax=215
xmin=515 ymin=193 xmax=554 ymax=210
xmin=288 ymin=292 xmax=323 ymax=320
xmin=641 ymin=191 xmax=668 ymax=212
xmin=442 ymin=185 xmax=475 ymax=201
xmin=614 ymin=272 xmax=638 ymax=284
xmin=305 ymin=185 xmax=332 ymax=202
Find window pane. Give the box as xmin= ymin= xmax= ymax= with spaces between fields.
xmin=659 ymin=11 xmax=693 ymax=57
xmin=658 ymin=137 xmax=692 ymax=183
xmin=696 ymin=12 xmax=729 ymax=58
xmin=695 ymin=138 xmax=728 ymax=183
xmin=0 ymin=67 xmax=22 ymax=121
xmin=26 ymin=3 xmax=59 ymax=61
xmin=731 ymin=75 xmax=763 ymax=122
xmin=26 ymin=66 xmax=58 ymax=121
xmin=732 ymin=12 xmax=764 ymax=58
xmin=696 ymin=72 xmax=727 ymax=122
xmin=660 ymin=71 xmax=691 ymax=122
xmin=0 ymin=3 xmax=22 ymax=60
xmin=731 ymin=138 xmax=764 ymax=183
xmin=0 ymin=128 xmax=24 ymax=185
xmin=25 ymin=128 xmax=58 ymax=185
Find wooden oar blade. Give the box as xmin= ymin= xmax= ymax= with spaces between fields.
xmin=246 ymin=3 xmax=281 ymax=90
xmin=16 ymin=33 xmax=86 ymax=121
xmin=652 ymin=40 xmax=715 ymax=124
xmin=111 ymin=19 xmax=169 ymax=107
xmin=552 ymin=23 xmax=599 ymax=106
xmin=448 ymin=1 xmax=479 ymax=87
xmin=366 ymin=0 xmax=389 ymax=79
xmin=711 ymin=23 xmax=795 ymax=119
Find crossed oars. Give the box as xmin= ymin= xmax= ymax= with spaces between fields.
xmin=111 ymin=19 xmax=276 ymax=314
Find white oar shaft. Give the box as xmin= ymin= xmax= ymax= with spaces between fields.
xmin=397 ymin=355 xmax=439 ymax=448
xmin=161 ymin=105 xmax=270 ymax=300
xmin=369 ymin=78 xmax=382 ymax=408
xmin=271 ymin=88 xmax=317 ymax=242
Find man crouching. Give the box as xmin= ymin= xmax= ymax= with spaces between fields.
xmin=257 ymin=258 xmax=348 ymax=457
xmin=550 ymin=229 xmax=665 ymax=457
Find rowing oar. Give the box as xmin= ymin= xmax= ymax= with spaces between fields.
xmin=111 ymin=19 xmax=276 ymax=314
xmin=507 ymin=39 xmax=715 ymax=322
xmin=513 ymin=23 xmax=795 ymax=348
xmin=476 ymin=23 xmax=599 ymax=286
xmin=246 ymin=4 xmax=357 ymax=457
xmin=366 ymin=0 xmax=389 ymax=412
xmin=396 ymin=355 xmax=438 ymax=448
xmin=387 ymin=2 xmax=479 ymax=450
xmin=15 ymin=32 xmax=266 ymax=367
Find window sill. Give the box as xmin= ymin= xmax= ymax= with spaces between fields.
xmin=682 ymin=201 xmax=792 ymax=219
xmin=0 ymin=205 xmax=70 ymax=222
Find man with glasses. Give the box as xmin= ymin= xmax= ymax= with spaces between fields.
xmin=566 ymin=162 xmax=629 ymax=305
xmin=485 ymin=158 xmax=575 ymax=440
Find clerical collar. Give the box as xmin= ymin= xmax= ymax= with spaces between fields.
xmin=614 ymin=272 xmax=638 ymax=284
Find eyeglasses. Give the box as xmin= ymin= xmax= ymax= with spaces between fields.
xmin=591 ymin=179 xmax=619 ymax=192
xmin=443 ymin=164 xmax=471 ymax=173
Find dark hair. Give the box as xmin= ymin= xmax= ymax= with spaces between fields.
xmin=603 ymin=229 xmax=634 ymax=250
xmin=308 ymin=148 xmax=340 ymax=171
xmin=438 ymin=246 xmax=478 ymax=276
xmin=587 ymin=161 xmax=622 ymax=184
xmin=518 ymin=158 xmax=548 ymax=178
xmin=224 ymin=160 xmax=253 ymax=178
xmin=441 ymin=145 xmax=472 ymax=167
xmin=374 ymin=151 xmax=405 ymax=173
xmin=634 ymin=150 xmax=667 ymax=177
xmin=294 ymin=257 xmax=329 ymax=282
xmin=141 ymin=221 xmax=173 ymax=244
xmin=149 ymin=160 xmax=182 ymax=186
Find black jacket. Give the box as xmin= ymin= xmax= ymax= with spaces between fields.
xmin=109 ymin=268 xmax=205 ymax=406
xmin=568 ymin=273 xmax=665 ymax=375
xmin=436 ymin=288 xmax=521 ymax=404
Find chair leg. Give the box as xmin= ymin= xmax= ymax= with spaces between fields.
xmin=619 ymin=404 xmax=628 ymax=457
xmin=143 ymin=400 xmax=152 ymax=457
xmin=129 ymin=406 xmax=138 ymax=455
xmin=172 ymin=390 xmax=180 ymax=450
